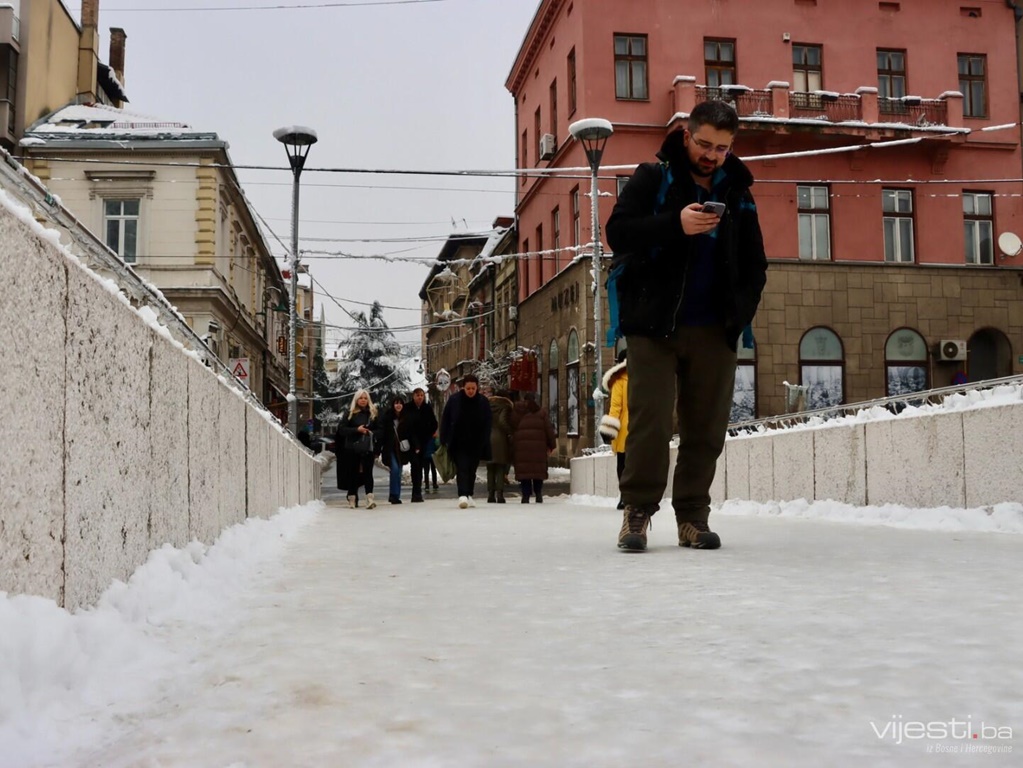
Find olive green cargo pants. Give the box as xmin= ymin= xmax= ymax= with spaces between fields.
xmin=620 ymin=325 xmax=737 ymax=522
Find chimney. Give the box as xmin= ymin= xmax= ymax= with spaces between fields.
xmin=110 ymin=28 xmax=127 ymax=88
xmin=77 ymin=0 xmax=101 ymax=102
xmin=82 ymin=0 xmax=99 ymax=29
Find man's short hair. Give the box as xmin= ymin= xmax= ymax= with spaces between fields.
xmin=411 ymin=387 xmax=425 ymax=396
xmin=689 ymin=100 xmax=739 ymax=134
xmin=462 ymin=374 xmax=479 ymax=385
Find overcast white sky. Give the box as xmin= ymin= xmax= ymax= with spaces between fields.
xmin=62 ymin=0 xmax=542 ymax=353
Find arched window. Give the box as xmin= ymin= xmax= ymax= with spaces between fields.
xmin=885 ymin=328 xmax=928 ymax=396
xmin=968 ymin=328 xmax=1013 ymax=382
xmin=566 ymin=329 xmax=580 ymax=436
xmin=731 ymin=336 xmax=757 ymax=422
xmin=567 ymin=329 xmax=580 ymax=363
xmin=799 ymin=327 xmax=844 ymax=409
xmin=548 ymin=340 xmax=560 ymax=435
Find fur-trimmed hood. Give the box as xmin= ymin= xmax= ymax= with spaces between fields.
xmin=655 ymin=129 xmax=755 ymax=191
xmin=602 ymin=360 xmax=627 ymax=392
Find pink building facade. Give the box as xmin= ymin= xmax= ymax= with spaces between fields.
xmin=507 ymin=0 xmax=1023 ymax=439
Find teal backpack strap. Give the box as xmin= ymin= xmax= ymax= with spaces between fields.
xmin=655 ymin=161 xmax=672 ymax=213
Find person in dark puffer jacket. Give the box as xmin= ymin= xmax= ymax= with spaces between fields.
xmin=510 ymin=392 xmax=556 ymax=503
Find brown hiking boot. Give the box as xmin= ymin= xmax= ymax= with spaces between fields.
xmin=677 ymin=520 xmax=721 ymax=549
xmin=618 ymin=505 xmax=656 ymax=552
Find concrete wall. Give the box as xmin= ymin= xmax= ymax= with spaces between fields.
xmin=571 ymin=402 xmax=1023 ymax=510
xmin=0 ymin=205 xmax=319 ymax=610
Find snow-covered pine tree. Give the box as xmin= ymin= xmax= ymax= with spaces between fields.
xmin=329 ymin=301 xmax=412 ymax=410
xmin=312 ymin=350 xmax=331 ymax=418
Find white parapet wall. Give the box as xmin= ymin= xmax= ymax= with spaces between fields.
xmin=0 ymin=195 xmax=320 ymax=610
xmin=571 ymin=399 xmax=1023 ymax=510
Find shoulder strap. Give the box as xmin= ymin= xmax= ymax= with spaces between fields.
xmin=654 ymin=162 xmax=673 ymax=213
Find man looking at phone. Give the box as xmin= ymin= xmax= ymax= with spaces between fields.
xmin=605 ymin=99 xmax=767 ymax=552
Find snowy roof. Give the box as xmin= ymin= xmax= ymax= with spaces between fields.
xmin=23 ymin=103 xmax=219 ymax=144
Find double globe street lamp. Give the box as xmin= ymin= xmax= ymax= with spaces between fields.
xmin=273 ymin=125 xmax=318 ymax=437
xmin=568 ymin=117 xmax=614 ymax=448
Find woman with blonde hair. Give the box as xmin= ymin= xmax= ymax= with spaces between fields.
xmin=335 ymin=389 xmax=382 ymax=508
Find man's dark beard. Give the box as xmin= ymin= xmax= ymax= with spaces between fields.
xmin=685 ymin=152 xmax=715 ymax=178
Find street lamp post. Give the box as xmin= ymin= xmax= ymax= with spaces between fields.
xmin=568 ymin=117 xmax=614 ymax=448
xmin=273 ymin=125 xmax=318 ymax=436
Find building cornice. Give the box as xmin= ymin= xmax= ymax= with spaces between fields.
xmin=505 ymin=0 xmax=565 ymax=95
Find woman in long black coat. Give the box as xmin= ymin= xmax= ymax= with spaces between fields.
xmin=335 ymin=389 xmax=382 ymax=509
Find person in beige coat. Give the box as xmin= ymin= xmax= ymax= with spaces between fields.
xmin=487 ymin=390 xmax=515 ymax=503
xmin=599 ymin=349 xmax=629 ymax=510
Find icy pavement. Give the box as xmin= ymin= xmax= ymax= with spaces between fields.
xmin=4 ymin=495 xmax=1022 ymax=767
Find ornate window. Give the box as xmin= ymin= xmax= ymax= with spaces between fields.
xmin=799 ymin=327 xmax=844 ymax=409
xmin=566 ymin=330 xmax=580 ymax=436
xmin=548 ymin=339 xmax=560 ymax=434
xmin=885 ymin=328 xmax=928 ymax=396
xmin=731 ymin=336 xmax=757 ymax=422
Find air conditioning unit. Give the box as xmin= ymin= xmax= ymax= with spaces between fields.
xmin=938 ymin=339 xmax=968 ymax=362
xmin=539 ymin=133 xmax=556 ymax=160
xmin=508 ymin=305 xmax=518 ymax=321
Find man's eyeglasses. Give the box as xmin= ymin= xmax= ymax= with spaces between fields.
xmin=692 ymin=138 xmax=731 ymax=156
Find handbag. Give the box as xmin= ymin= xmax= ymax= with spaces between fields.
xmin=347 ymin=432 xmax=374 ymax=455
xmin=433 ymin=444 xmax=457 ymax=483
xmin=399 ymin=439 xmax=411 ymax=452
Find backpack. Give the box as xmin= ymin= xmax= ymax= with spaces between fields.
xmin=605 ymin=162 xmax=673 ymax=347
xmin=604 ymin=162 xmax=754 ymax=350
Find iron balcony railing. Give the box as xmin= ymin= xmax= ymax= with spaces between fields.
xmin=695 ymin=86 xmax=949 ymax=127
xmin=729 ymin=374 xmax=1023 ymax=434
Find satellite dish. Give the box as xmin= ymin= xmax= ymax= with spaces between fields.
xmin=997 ymin=231 xmax=1022 ymax=257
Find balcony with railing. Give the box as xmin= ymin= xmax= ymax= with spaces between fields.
xmin=0 ymin=5 xmax=19 ymax=46
xmin=673 ymin=78 xmax=964 ymax=138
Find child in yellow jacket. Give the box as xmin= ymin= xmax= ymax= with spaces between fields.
xmin=598 ymin=349 xmax=629 ymax=509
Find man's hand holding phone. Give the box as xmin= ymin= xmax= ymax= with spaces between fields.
xmin=681 ymin=202 xmax=725 ymax=235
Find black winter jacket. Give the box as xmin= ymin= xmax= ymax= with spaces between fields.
xmin=404 ymin=400 xmax=439 ymax=453
xmin=606 ymin=130 xmax=768 ymax=350
xmin=379 ymin=408 xmax=413 ymax=466
xmin=440 ymin=390 xmax=493 ymax=462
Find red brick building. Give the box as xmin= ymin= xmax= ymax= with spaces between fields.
xmin=507 ymin=0 xmax=1023 ymax=456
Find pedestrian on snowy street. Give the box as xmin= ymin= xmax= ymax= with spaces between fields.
xmin=335 ymin=389 xmax=382 ymax=509
xmin=486 ymin=390 xmax=515 ymax=503
xmin=599 ymin=348 xmax=629 ymax=510
xmin=423 ymin=433 xmax=439 ymax=492
xmin=510 ymin=392 xmax=555 ymax=504
xmin=379 ymin=395 xmax=413 ymax=504
xmin=439 ymin=374 xmax=492 ymax=508
xmin=405 ymin=387 xmax=438 ymax=502
xmin=606 ymin=99 xmax=767 ymax=552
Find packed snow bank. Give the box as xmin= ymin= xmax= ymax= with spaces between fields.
xmin=0 ymin=502 xmax=322 ymax=766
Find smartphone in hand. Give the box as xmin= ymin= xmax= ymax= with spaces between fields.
xmin=700 ymin=201 xmax=726 ymax=216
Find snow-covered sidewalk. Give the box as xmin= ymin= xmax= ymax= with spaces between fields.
xmin=3 ymin=495 xmax=1021 ymax=767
